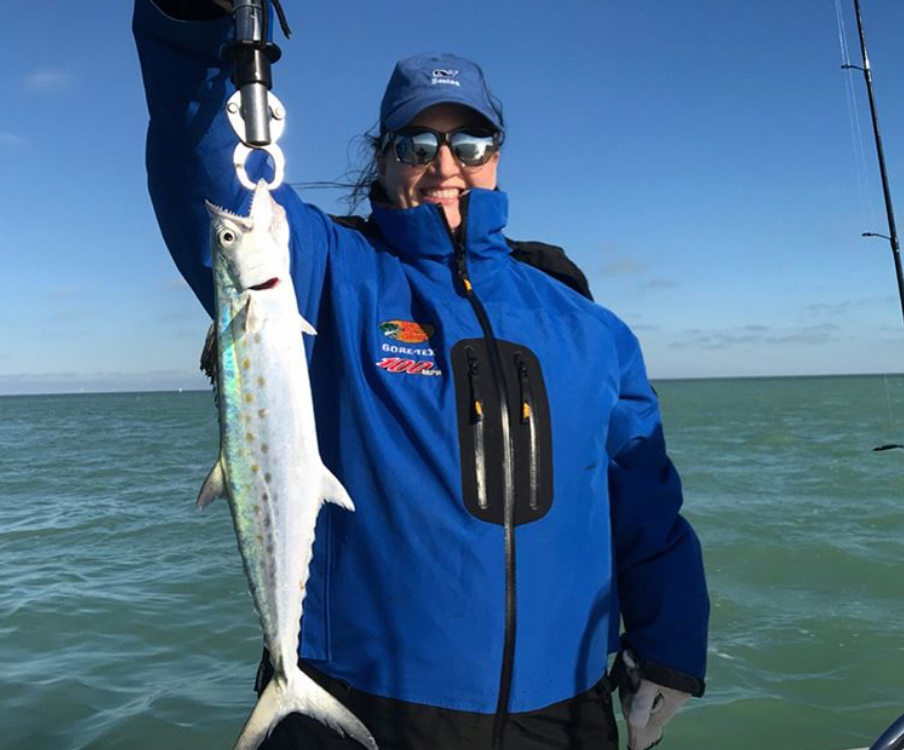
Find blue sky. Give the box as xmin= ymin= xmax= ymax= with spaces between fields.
xmin=2 ymin=0 xmax=904 ymax=394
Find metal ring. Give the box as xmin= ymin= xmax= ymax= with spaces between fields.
xmin=233 ymin=142 xmax=285 ymax=191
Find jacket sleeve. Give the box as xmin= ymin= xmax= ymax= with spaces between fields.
xmin=132 ymin=0 xmax=337 ymax=320
xmin=605 ymin=318 xmax=709 ymax=696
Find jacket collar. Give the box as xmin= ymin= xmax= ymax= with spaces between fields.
xmin=370 ymin=188 xmax=510 ymax=260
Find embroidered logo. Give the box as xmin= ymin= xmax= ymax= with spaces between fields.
xmin=375 ymin=357 xmax=441 ymax=377
xmin=379 ymin=320 xmax=435 ymax=345
xmin=431 ymin=69 xmax=461 ymax=87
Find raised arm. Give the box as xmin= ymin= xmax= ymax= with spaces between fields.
xmin=133 ymin=0 xmax=337 ymax=319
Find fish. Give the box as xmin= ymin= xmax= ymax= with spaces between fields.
xmin=199 ymin=181 xmax=377 ymax=750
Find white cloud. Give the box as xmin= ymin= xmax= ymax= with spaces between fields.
xmin=0 ymin=130 xmax=27 ymax=148
xmin=668 ymin=323 xmax=842 ymax=350
xmin=601 ymin=258 xmax=645 ymax=276
xmin=24 ymin=68 xmax=71 ymax=92
xmin=45 ymin=285 xmax=82 ymax=301
xmin=646 ymin=278 xmax=677 ymax=290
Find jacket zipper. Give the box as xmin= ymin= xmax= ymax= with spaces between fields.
xmin=516 ymin=354 xmax=540 ymax=511
xmin=467 ymin=347 xmax=489 ymax=510
xmin=442 ymin=202 xmax=517 ymax=750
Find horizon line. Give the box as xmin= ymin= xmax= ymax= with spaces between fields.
xmin=2 ymin=370 xmax=904 ymax=398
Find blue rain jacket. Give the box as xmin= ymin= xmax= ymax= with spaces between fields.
xmin=134 ymin=0 xmax=708 ymax=714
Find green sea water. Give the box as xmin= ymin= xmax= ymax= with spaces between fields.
xmin=2 ymin=376 xmax=903 ymax=750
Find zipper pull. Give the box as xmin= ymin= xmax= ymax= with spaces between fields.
xmin=467 ymin=349 xmax=483 ymax=421
xmin=455 ymin=252 xmax=474 ymax=295
xmin=516 ymin=356 xmax=532 ymax=423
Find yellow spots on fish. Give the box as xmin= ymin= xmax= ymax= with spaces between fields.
xmin=242 ymin=358 xmax=251 ymax=370
xmin=298 ymin=581 xmax=305 ymax=594
xmin=256 ymin=534 xmax=264 ymax=544
xmin=251 ymin=464 xmax=260 ymax=474
xmin=245 ymin=392 xmax=254 ymax=403
xmin=257 ymin=376 xmax=265 ymax=387
xmin=253 ymin=504 xmax=261 ymax=515
xmin=246 ymin=432 xmax=255 ymax=442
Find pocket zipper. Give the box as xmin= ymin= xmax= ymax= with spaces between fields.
xmin=516 ymin=354 xmax=540 ymax=511
xmin=467 ymin=348 xmax=489 ymax=510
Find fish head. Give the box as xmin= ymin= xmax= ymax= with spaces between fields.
xmin=206 ymin=181 xmax=290 ymax=293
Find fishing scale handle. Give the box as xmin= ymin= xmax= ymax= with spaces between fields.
xmin=224 ymin=0 xmax=282 ymax=147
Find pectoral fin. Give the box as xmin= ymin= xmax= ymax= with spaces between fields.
xmin=197 ymin=459 xmax=227 ymax=510
xmin=320 ymin=467 xmax=354 ymax=511
xmin=230 ymin=297 xmax=263 ymax=337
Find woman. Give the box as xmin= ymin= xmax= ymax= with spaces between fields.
xmin=134 ymin=2 xmax=709 ymax=749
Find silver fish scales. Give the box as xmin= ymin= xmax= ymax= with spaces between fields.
xmin=199 ymin=182 xmax=377 ymax=750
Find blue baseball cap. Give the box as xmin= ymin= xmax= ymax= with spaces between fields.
xmin=379 ymin=53 xmax=503 ymax=133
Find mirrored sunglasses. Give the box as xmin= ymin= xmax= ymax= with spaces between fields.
xmin=383 ymin=127 xmax=499 ymax=168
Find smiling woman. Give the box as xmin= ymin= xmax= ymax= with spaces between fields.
xmin=133 ymin=1 xmax=709 ymax=749
xmin=377 ymin=103 xmax=500 ymax=231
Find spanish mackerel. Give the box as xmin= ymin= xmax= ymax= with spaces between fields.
xmin=199 ymin=181 xmax=377 ymax=750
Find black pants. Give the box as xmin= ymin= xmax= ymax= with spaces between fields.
xmin=258 ymin=661 xmax=619 ymax=750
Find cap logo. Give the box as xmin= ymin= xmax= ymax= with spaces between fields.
xmin=431 ymin=68 xmax=461 ymax=87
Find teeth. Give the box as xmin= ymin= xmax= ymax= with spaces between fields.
xmin=422 ymin=189 xmax=459 ymax=199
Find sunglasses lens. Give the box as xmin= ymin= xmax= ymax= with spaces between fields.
xmin=395 ymin=132 xmax=439 ymax=166
xmin=450 ymin=132 xmax=496 ymax=166
xmin=390 ymin=129 xmax=497 ymax=167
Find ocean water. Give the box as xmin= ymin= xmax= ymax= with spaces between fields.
xmin=1 ymin=376 xmax=903 ymax=750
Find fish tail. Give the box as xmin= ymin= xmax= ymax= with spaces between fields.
xmin=231 ymin=666 xmax=378 ymax=750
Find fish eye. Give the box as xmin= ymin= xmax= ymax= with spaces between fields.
xmin=218 ymin=228 xmax=237 ymax=246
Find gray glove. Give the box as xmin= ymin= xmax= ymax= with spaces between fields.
xmin=619 ymin=651 xmax=690 ymax=750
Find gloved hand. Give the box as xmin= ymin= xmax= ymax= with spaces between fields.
xmin=618 ymin=650 xmax=690 ymax=750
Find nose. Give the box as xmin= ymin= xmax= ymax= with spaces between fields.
xmin=429 ymin=144 xmax=459 ymax=177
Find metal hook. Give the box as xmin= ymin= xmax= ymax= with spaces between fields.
xmin=233 ymin=142 xmax=285 ymax=191
xmin=226 ymin=90 xmax=287 ymax=190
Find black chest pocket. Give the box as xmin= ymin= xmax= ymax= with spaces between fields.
xmin=451 ymin=339 xmax=553 ymax=526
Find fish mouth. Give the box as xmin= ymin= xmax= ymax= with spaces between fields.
xmin=249 ymin=277 xmax=280 ymax=291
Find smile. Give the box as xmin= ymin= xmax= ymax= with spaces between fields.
xmin=420 ymin=188 xmax=462 ymax=203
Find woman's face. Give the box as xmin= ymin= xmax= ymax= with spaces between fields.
xmin=378 ymin=103 xmax=500 ymax=232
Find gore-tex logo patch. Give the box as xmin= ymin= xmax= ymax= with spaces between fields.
xmin=431 ymin=68 xmax=460 ymax=87
xmin=375 ymin=357 xmax=442 ymax=377
xmin=379 ymin=320 xmax=435 ymax=344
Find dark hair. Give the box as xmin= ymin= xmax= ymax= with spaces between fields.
xmin=345 ymin=127 xmax=384 ymax=215
xmin=291 ymin=98 xmax=506 ymax=216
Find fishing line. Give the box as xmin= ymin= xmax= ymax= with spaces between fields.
xmin=872 ymin=374 xmax=904 ymax=454
xmin=834 ymin=1 xmax=903 ymax=459
xmin=834 ymin=0 xmax=879 ymax=231
xmin=883 ymin=372 xmax=896 ymax=435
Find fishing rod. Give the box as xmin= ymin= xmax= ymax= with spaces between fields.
xmin=841 ymin=0 xmax=904 ymax=331
xmin=868 ymin=712 xmax=904 ymax=750
xmin=842 ymin=7 xmax=904 ymax=748
xmin=224 ymin=0 xmax=292 ymax=190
